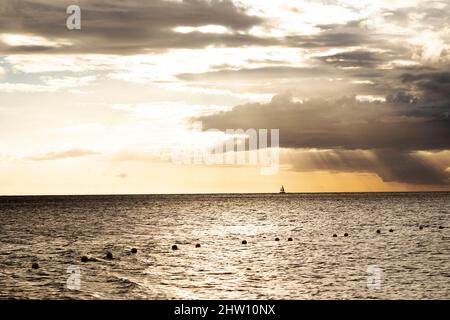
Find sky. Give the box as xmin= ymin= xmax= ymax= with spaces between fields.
xmin=0 ymin=0 xmax=449 ymax=195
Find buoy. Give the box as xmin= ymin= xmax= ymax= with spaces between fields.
xmin=131 ymin=248 xmax=137 ymax=254
xmin=376 ymin=229 xmax=381 ymax=234
xmin=389 ymin=229 xmax=393 ymax=232
xmin=106 ymin=252 xmax=113 ymax=259
xmin=242 ymin=240 xmax=247 ymax=245
xmin=172 ymin=245 xmax=178 ymax=250
xmin=332 ymin=234 xmax=337 ymax=237
xmin=81 ymin=256 xmax=89 ymax=263
xmin=288 ymin=237 xmax=293 ymax=241
xmin=31 ymin=263 xmax=39 ymax=269
xmin=195 ymin=244 xmax=201 ymax=248
xmin=419 ymin=226 xmax=423 ymax=230
xmin=344 ymin=233 xmax=348 ymax=237
xmin=275 ymin=237 xmax=280 ymax=241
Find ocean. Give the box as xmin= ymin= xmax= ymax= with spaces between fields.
xmin=0 ymin=192 xmax=448 ymax=299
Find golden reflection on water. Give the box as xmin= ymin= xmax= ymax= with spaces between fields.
xmin=0 ymin=193 xmax=448 ymax=299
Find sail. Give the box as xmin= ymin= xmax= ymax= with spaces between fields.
xmin=280 ymin=185 xmax=285 ymax=193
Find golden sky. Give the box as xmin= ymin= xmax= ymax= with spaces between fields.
xmin=0 ymin=0 xmax=449 ymax=194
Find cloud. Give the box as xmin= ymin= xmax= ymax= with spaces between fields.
xmin=0 ymin=0 xmax=268 ymax=53
xmin=0 ymin=0 xmax=448 ymax=60
xmin=27 ymin=148 xmax=99 ymax=161
xmin=283 ymin=19 xmax=384 ymax=49
xmin=286 ymin=32 xmax=367 ymax=48
xmin=194 ymin=68 xmax=450 ymax=185
xmin=177 ymin=66 xmax=333 ymax=81
xmin=196 ymin=93 xmax=450 ymax=151
xmin=0 ymin=83 xmax=57 ymax=93
xmin=401 ymin=71 xmax=450 ymax=102
xmin=0 ymin=76 xmax=97 ymax=93
xmin=1 ymin=0 xmax=449 ymax=190
xmin=287 ymin=149 xmax=449 ymax=186
xmin=317 ymin=50 xmax=385 ymax=68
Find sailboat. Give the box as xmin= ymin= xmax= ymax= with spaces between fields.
xmin=279 ymin=185 xmax=286 ymax=194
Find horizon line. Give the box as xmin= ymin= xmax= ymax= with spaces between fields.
xmin=1 ymin=190 xmax=449 ymax=197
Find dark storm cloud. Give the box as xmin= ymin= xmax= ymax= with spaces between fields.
xmin=371 ymin=149 xmax=448 ymax=185
xmin=402 ymin=72 xmax=450 ymax=83
xmin=288 ymin=149 xmax=449 ymax=186
xmin=401 ymin=72 xmax=450 ymax=102
xmin=196 ymin=94 xmax=450 ymax=151
xmin=194 ymin=68 xmax=450 ymax=185
xmin=0 ymin=0 xmax=268 ymax=53
xmin=385 ymin=91 xmax=418 ymax=104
